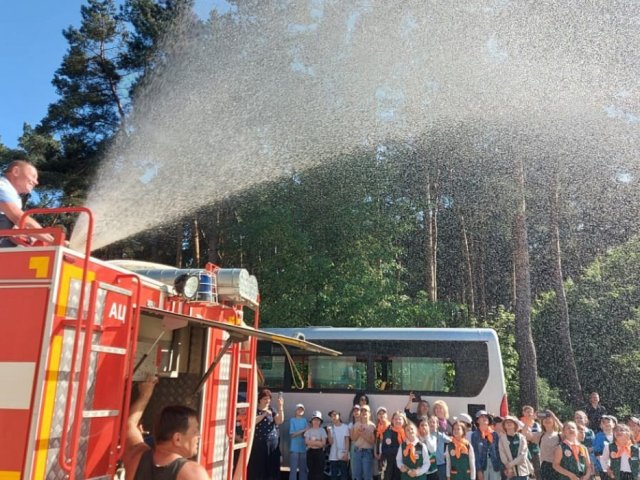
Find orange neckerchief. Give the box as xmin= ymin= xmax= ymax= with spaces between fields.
xmin=376 ymin=420 xmax=390 ymax=439
xmin=392 ymin=425 xmax=407 ymax=444
xmin=564 ymin=440 xmax=584 ymax=463
xmin=404 ymin=441 xmax=418 ymax=463
xmin=611 ymin=440 xmax=632 ymax=459
xmin=479 ymin=426 xmax=495 ymax=444
xmin=451 ymin=437 xmax=470 ymax=459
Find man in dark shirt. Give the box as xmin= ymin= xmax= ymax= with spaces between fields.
xmin=123 ymin=378 xmax=211 ymax=479
xmin=584 ymin=391 xmax=607 ymax=432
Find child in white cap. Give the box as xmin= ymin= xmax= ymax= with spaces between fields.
xmin=305 ymin=411 xmax=327 ymax=480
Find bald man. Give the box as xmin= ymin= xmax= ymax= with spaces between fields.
xmin=0 ymin=159 xmax=54 ymax=246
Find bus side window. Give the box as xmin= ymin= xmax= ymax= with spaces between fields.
xmin=257 ymin=355 xmax=286 ymax=390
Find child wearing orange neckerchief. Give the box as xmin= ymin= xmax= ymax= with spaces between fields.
xmin=377 ymin=409 xmax=407 ymax=480
xmin=601 ymin=424 xmax=640 ymax=480
xmin=470 ymin=411 xmax=501 ymax=480
xmin=446 ymin=421 xmax=476 ymax=480
xmin=552 ymin=421 xmax=590 ymax=480
xmin=397 ymin=421 xmax=430 ymax=480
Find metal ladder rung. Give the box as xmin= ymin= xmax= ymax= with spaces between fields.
xmin=97 ymin=281 xmax=133 ymax=296
xmin=233 ymin=442 xmax=248 ymax=450
xmin=239 ymin=362 xmax=252 ymax=369
xmin=91 ymin=344 xmax=127 ymax=355
xmin=236 ymin=402 xmax=250 ymax=409
xmin=83 ymin=409 xmax=120 ymax=418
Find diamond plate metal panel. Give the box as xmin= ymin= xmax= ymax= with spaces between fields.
xmin=44 ymin=326 xmax=101 ymax=478
xmin=140 ymin=374 xmax=203 ymax=430
xmin=65 ymin=280 xmax=106 ymax=325
xmin=45 ymin=328 xmax=76 ymax=479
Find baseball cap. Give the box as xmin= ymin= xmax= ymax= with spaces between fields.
xmin=295 ymin=403 xmax=305 ymax=410
xmin=475 ymin=410 xmax=494 ymax=424
xmin=376 ymin=406 xmax=388 ymax=415
xmin=311 ymin=410 xmax=323 ymax=421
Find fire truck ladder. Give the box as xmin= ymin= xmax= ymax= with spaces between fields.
xmin=227 ymin=326 xmax=258 ymax=480
xmin=192 ymin=336 xmax=256 ymax=478
xmin=58 ymin=273 xmax=142 ymax=477
xmin=191 ymin=319 xmax=258 ymax=480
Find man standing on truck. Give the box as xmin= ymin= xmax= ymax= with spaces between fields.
xmin=0 ymin=158 xmax=53 ymax=246
xmin=123 ymin=378 xmax=211 ymax=480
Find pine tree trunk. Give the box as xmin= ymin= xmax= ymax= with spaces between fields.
xmin=193 ymin=215 xmax=201 ymax=267
xmin=477 ymin=241 xmax=487 ymax=316
xmin=206 ymin=208 xmax=220 ymax=264
xmin=176 ymin=223 xmax=184 ymax=268
xmin=425 ymin=173 xmax=438 ymax=302
xmin=459 ymin=213 xmax=475 ymax=314
xmin=549 ymin=167 xmax=583 ymax=406
xmin=513 ymin=160 xmax=539 ymax=408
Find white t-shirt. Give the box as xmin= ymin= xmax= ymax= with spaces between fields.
xmin=0 ymin=176 xmax=21 ymax=227
xmin=328 ymin=423 xmax=351 ymax=461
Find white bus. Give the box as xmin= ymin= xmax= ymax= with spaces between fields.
xmin=257 ymin=327 xmax=508 ymax=468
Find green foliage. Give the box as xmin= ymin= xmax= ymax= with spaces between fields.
xmin=44 ymin=0 xmax=128 ymax=142
xmin=534 ymin=235 xmax=640 ymax=414
xmin=206 ymin=156 xmax=421 ymax=328
xmin=477 ymin=307 xmax=520 ymax=413
xmin=537 ymin=377 xmax=572 ymax=419
xmin=120 ymin=0 xmax=196 ymax=94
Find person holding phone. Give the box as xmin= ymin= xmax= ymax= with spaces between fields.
xmin=522 ymin=410 xmax=562 ymax=480
xmin=248 ymin=388 xmax=284 ymax=480
xmin=405 ymin=392 xmax=431 ymax=425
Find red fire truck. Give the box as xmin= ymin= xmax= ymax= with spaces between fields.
xmin=0 ymin=207 xmax=336 ymax=479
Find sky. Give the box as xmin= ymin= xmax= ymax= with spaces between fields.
xmin=0 ymin=0 xmax=227 ymax=150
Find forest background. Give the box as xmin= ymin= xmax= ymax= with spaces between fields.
xmin=2 ymin=0 xmax=639 ymax=419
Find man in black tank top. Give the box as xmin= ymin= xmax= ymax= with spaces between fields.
xmin=133 ymin=449 xmax=190 ymax=480
xmin=122 ymin=379 xmax=211 ymax=480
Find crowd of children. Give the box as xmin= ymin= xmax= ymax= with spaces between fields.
xmin=284 ymin=391 xmax=640 ymax=480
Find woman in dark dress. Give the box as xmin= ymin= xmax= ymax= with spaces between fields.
xmin=248 ymin=388 xmax=284 ymax=480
